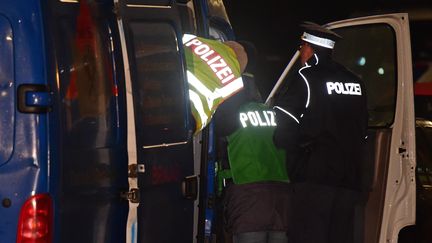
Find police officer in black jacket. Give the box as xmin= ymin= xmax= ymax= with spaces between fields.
xmin=273 ymin=22 xmax=368 ymax=243
xmin=214 ymin=41 xmax=291 ymax=243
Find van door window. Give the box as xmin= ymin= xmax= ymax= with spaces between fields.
xmin=0 ymin=16 xmax=13 ymax=166
xmin=56 ymin=1 xmax=120 ymax=147
xmin=332 ymin=24 xmax=397 ymax=127
xmin=128 ymin=22 xmax=190 ymax=147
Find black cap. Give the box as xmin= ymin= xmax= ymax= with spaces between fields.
xmin=300 ymin=21 xmax=342 ymax=49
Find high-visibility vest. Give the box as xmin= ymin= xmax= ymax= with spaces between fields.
xmin=223 ymin=102 xmax=289 ymax=185
xmin=183 ymin=34 xmax=244 ymax=134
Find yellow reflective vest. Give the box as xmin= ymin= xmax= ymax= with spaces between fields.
xmin=182 ymin=34 xmax=244 ymax=134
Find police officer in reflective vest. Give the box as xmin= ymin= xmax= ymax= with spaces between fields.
xmin=183 ymin=34 xmax=248 ymax=134
xmin=273 ymin=22 xmax=368 ymax=243
xmin=215 ymin=41 xmax=291 ymax=243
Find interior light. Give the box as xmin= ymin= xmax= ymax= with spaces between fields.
xmin=357 ymin=57 xmax=366 ymax=66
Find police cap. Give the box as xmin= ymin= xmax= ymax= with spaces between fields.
xmin=300 ymin=21 xmax=342 ymax=49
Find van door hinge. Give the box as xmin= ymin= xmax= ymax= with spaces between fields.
xmin=128 ymin=164 xmax=145 ymax=178
xmin=121 ymin=188 xmax=140 ymax=203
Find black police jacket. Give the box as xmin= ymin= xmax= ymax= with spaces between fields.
xmin=273 ymin=54 xmax=368 ymax=190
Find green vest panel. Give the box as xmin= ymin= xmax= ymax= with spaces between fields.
xmin=227 ymin=102 xmax=289 ymax=184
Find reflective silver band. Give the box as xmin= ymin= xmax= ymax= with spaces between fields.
xmin=301 ymin=32 xmax=335 ymax=49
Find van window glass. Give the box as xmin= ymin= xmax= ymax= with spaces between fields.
xmin=129 ymin=22 xmax=189 ymax=146
xmin=411 ymin=20 xmax=432 ymax=120
xmin=56 ymin=1 xmax=120 ymax=147
xmin=332 ymin=24 xmax=397 ymax=127
xmin=0 ymin=16 xmax=13 ymax=165
xmin=416 ymin=120 xmax=432 ymax=189
xmin=411 ymin=20 xmax=432 ymax=84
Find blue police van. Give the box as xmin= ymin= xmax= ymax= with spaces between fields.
xmin=0 ymin=0 xmax=234 ymax=242
xmin=0 ymin=0 xmax=419 ymax=242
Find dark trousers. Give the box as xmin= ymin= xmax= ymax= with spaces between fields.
xmin=289 ymin=182 xmax=361 ymax=243
xmin=233 ymin=231 xmax=288 ymax=243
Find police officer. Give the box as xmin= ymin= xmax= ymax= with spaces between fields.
xmin=273 ymin=22 xmax=368 ymax=243
xmin=214 ymin=41 xmax=291 ymax=243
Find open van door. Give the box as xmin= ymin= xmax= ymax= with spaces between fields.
xmin=327 ymin=13 xmax=416 ymax=243
xmin=45 ymin=1 xmax=129 ymax=242
xmin=115 ymin=1 xmax=198 ymax=243
xmin=268 ymin=13 xmax=416 ymax=243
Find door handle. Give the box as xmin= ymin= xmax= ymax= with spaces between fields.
xmin=18 ymin=84 xmax=52 ymax=113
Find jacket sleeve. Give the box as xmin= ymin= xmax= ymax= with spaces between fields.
xmin=272 ymin=73 xmax=307 ymax=149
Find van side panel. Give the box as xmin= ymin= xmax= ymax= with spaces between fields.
xmin=0 ymin=1 xmax=49 ymax=241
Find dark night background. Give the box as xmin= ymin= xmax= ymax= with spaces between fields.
xmin=223 ymin=0 xmax=432 ymax=97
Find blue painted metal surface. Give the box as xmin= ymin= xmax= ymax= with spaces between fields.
xmin=0 ymin=1 xmax=49 ymax=242
xmin=205 ymin=121 xmax=216 ymax=237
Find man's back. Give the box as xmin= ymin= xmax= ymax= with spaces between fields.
xmin=295 ymin=56 xmax=368 ymax=189
xmin=273 ymin=21 xmax=369 ymax=243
